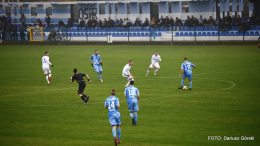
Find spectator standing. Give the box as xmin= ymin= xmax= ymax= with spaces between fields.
xmin=21 ymin=13 xmax=26 ymax=28
xmin=12 ymin=23 xmax=18 ymax=41
xmin=6 ymin=14 xmax=12 ymax=23
xmin=46 ymin=16 xmax=51 ymax=28
xmin=1 ymin=15 xmax=6 ymax=23
xmin=26 ymin=24 xmax=31 ymax=41
xmin=1 ymin=22 xmax=6 ymax=41
xmin=6 ymin=23 xmax=12 ymax=41
xmin=6 ymin=18 xmax=11 ymax=26
xmin=48 ymin=27 xmax=55 ymax=41
xmin=20 ymin=25 xmax=25 ymax=41
xmin=45 ymin=15 xmax=51 ymax=25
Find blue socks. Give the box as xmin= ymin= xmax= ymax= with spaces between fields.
xmin=98 ymin=73 xmax=102 ymax=79
xmin=112 ymin=128 xmax=116 ymax=138
xmin=189 ymin=81 xmax=192 ymax=88
xmin=117 ymin=128 xmax=121 ymax=140
xmin=134 ymin=113 xmax=138 ymax=124
xmin=130 ymin=113 xmax=133 ymax=118
xmin=181 ymin=79 xmax=184 ymax=86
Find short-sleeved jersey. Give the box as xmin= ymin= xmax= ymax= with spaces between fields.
xmin=104 ymin=95 xmax=120 ymax=117
xmin=122 ymin=64 xmax=131 ymax=75
xmin=151 ymin=54 xmax=161 ymax=64
xmin=42 ymin=56 xmax=52 ymax=67
xmin=181 ymin=61 xmax=195 ymax=75
xmin=72 ymin=73 xmax=86 ymax=84
xmin=90 ymin=54 xmax=101 ymax=66
xmin=124 ymin=85 xmax=140 ymax=104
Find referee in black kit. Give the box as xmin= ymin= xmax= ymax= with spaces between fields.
xmin=71 ymin=68 xmax=92 ymax=104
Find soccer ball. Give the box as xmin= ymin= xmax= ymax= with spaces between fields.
xmin=183 ymin=86 xmax=187 ymax=90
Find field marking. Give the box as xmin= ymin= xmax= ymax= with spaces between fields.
xmin=0 ymin=78 xmax=236 ymax=108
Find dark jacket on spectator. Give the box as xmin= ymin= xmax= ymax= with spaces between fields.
xmin=79 ymin=20 xmax=85 ymax=27
xmin=92 ymin=19 xmax=97 ymax=27
xmin=168 ymin=19 xmax=174 ymax=26
xmin=142 ymin=19 xmax=149 ymax=27
xmin=68 ymin=19 xmax=73 ymax=27
xmin=1 ymin=15 xmax=6 ymax=23
xmin=134 ymin=19 xmax=141 ymax=27
xmin=208 ymin=18 xmax=214 ymax=25
xmin=87 ymin=20 xmax=92 ymax=27
xmin=250 ymin=16 xmax=255 ymax=25
xmin=13 ymin=25 xmax=18 ymax=33
xmin=20 ymin=27 xmax=25 ymax=35
xmin=98 ymin=21 xmax=102 ymax=27
xmin=58 ymin=21 xmax=65 ymax=27
xmin=7 ymin=25 xmax=12 ymax=32
xmin=176 ymin=19 xmax=182 ymax=26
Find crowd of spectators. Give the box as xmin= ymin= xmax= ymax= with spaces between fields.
xmin=0 ymin=13 xmax=260 ymax=41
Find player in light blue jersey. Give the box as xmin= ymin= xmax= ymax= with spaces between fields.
xmin=178 ymin=57 xmax=196 ymax=91
xmin=104 ymin=89 xmax=121 ymax=145
xmin=90 ymin=50 xmax=103 ymax=82
xmin=124 ymin=81 xmax=140 ymax=125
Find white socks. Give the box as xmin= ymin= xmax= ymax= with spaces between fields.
xmin=46 ymin=76 xmax=50 ymax=83
xmin=147 ymin=70 xmax=150 ymax=74
xmin=126 ymin=81 xmax=130 ymax=86
xmin=49 ymin=74 xmax=52 ymax=77
xmin=155 ymin=69 xmax=160 ymax=72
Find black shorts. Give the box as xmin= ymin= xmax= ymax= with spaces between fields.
xmin=78 ymin=82 xmax=86 ymax=94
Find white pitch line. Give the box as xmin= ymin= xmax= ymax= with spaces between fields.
xmin=0 ymin=78 xmax=236 ymax=108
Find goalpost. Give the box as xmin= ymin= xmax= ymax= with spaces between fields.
xmin=29 ymin=27 xmax=44 ymax=42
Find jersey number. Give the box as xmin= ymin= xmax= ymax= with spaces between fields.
xmin=108 ymin=101 xmax=115 ymax=111
xmin=128 ymin=89 xmax=136 ymax=98
xmin=185 ymin=64 xmax=191 ymax=71
xmin=42 ymin=58 xmax=46 ymax=63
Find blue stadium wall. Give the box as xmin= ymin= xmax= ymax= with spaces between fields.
xmin=0 ymin=0 xmax=254 ymax=24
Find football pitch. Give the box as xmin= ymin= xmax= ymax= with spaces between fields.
xmin=0 ymin=45 xmax=259 ymax=146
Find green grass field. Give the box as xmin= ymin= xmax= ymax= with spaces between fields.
xmin=0 ymin=45 xmax=259 ymax=146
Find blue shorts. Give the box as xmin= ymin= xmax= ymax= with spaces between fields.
xmin=109 ymin=115 xmax=121 ymax=127
xmin=183 ymin=74 xmax=192 ymax=80
xmin=128 ymin=102 xmax=139 ymax=112
xmin=93 ymin=65 xmax=103 ymax=73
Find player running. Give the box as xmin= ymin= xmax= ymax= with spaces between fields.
xmin=124 ymin=81 xmax=140 ymax=125
xmin=90 ymin=50 xmax=103 ymax=82
xmin=42 ymin=51 xmax=53 ymax=85
xmin=146 ymin=51 xmax=161 ymax=76
xmin=104 ymin=89 xmax=121 ymax=146
xmin=71 ymin=68 xmax=91 ymax=104
xmin=178 ymin=57 xmax=196 ymax=91
xmin=122 ymin=60 xmax=134 ymax=87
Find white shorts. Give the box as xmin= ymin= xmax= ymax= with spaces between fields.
xmin=42 ymin=66 xmax=51 ymax=74
xmin=122 ymin=74 xmax=132 ymax=80
xmin=149 ymin=63 xmax=160 ymax=69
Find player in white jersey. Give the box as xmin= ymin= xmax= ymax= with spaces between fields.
xmin=146 ymin=51 xmax=161 ymax=76
xmin=122 ymin=60 xmax=134 ymax=87
xmin=42 ymin=51 xmax=53 ymax=85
